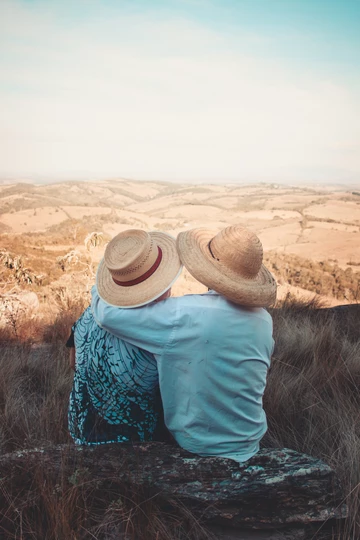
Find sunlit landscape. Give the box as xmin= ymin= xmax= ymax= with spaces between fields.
xmin=1 ymin=179 xmax=359 ymax=331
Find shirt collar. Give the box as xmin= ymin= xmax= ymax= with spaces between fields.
xmin=206 ymin=289 xmax=219 ymax=296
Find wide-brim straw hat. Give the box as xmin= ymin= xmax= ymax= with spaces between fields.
xmin=177 ymin=225 xmax=277 ymax=307
xmin=97 ymin=229 xmax=182 ymax=308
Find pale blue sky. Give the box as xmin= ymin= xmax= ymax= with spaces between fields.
xmin=0 ymin=0 xmax=359 ymax=183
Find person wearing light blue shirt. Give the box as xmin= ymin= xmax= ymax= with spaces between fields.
xmin=92 ymin=224 xmax=277 ymax=462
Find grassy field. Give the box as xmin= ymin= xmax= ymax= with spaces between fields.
xmin=0 ymin=297 xmax=359 ymax=539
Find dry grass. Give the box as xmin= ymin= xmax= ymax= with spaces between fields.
xmin=0 ymin=305 xmax=215 ymax=539
xmin=0 ymin=297 xmax=359 ymax=538
xmin=265 ymin=296 xmax=360 ymax=539
xmin=265 ymin=252 xmax=360 ymax=302
xmin=1 ymin=458 xmax=213 ymax=540
xmin=0 ymin=343 xmax=71 ymax=454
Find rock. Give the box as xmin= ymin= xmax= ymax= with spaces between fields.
xmin=19 ymin=291 xmax=40 ymax=312
xmin=209 ymin=525 xmax=309 ymax=539
xmin=0 ymin=443 xmax=347 ymax=532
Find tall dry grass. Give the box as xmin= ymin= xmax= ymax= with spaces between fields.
xmin=0 ymin=304 xmax=214 ymax=540
xmin=0 ymin=296 xmax=359 ymax=538
xmin=265 ymin=296 xmax=360 ymax=539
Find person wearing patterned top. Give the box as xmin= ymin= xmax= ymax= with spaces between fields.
xmin=67 ymin=230 xmax=182 ymax=445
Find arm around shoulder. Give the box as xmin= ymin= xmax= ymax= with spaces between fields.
xmin=91 ymin=285 xmax=177 ymax=355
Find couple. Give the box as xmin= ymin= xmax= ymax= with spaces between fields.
xmin=68 ymin=224 xmax=277 ymax=463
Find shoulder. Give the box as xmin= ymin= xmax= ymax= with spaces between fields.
xmin=149 ymin=294 xmax=273 ymax=331
xmin=207 ymin=295 xmax=274 ymax=335
xmin=244 ymin=306 xmax=273 ymax=326
xmin=162 ymin=292 xmax=223 ymax=313
xmin=166 ymin=293 xmax=272 ymax=318
xmin=234 ymin=305 xmax=273 ymax=335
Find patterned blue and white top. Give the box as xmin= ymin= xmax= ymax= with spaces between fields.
xmin=68 ymin=307 xmax=162 ymax=445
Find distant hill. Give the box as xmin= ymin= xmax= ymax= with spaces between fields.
xmin=0 ymin=179 xmax=359 ymax=311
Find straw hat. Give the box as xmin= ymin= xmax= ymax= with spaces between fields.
xmin=177 ymin=225 xmax=277 ymax=307
xmin=96 ymin=229 xmax=182 ymax=308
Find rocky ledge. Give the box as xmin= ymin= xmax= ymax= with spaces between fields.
xmin=0 ymin=443 xmax=347 ymax=538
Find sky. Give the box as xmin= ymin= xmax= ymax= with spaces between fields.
xmin=0 ymin=0 xmax=360 ymax=184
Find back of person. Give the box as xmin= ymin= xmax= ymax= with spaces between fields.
xmin=90 ymin=224 xmax=277 ymax=461
xmin=155 ymin=292 xmax=274 ymax=461
xmin=69 ymin=307 xmax=162 ymax=445
xmin=68 ymin=229 xmax=183 ymax=446
xmin=91 ymin=288 xmax=274 ymax=461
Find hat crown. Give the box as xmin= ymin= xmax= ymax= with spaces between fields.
xmin=210 ymin=226 xmax=263 ymax=278
xmin=104 ymin=229 xmax=157 ymax=279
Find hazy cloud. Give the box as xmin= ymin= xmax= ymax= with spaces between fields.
xmin=0 ymin=0 xmax=359 ymax=182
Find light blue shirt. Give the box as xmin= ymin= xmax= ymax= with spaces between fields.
xmin=91 ymin=286 xmax=274 ymax=462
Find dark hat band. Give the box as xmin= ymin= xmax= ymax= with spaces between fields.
xmin=112 ymin=247 xmax=163 ymax=287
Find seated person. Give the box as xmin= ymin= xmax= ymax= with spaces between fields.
xmin=92 ymin=225 xmax=277 ymax=462
xmin=67 ymin=229 xmax=182 ymax=445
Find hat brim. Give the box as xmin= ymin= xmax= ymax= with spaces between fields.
xmin=97 ymin=232 xmax=182 ymax=308
xmin=177 ymin=228 xmax=277 ymax=307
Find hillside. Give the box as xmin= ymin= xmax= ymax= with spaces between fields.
xmin=0 ymin=180 xmax=359 ymax=329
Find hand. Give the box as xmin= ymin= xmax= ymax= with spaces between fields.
xmin=69 ymin=348 xmax=76 ymax=370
